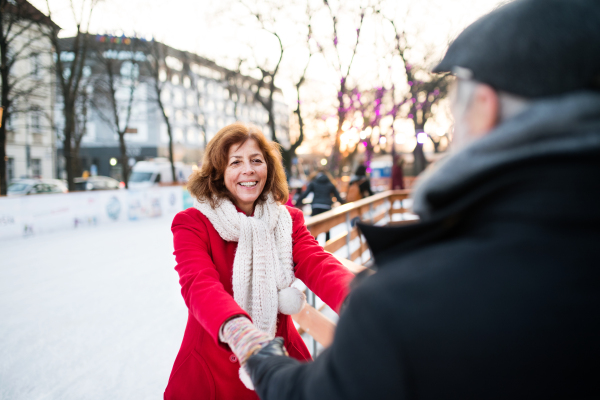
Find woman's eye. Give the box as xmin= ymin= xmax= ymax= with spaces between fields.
xmin=253 ymin=159 xmax=263 ymax=163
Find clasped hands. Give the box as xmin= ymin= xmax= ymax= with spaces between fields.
xmin=220 ymin=316 xmax=289 ymax=389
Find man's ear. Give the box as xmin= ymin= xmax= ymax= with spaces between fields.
xmin=466 ymin=84 xmax=499 ymax=138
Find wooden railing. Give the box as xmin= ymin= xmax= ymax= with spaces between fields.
xmin=291 ymin=190 xmax=416 ymax=352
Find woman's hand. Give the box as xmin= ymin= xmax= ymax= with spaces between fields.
xmin=220 ymin=316 xmax=272 ymax=366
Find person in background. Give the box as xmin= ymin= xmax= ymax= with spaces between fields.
xmin=346 ymin=165 xmax=373 ymax=202
xmin=242 ymin=1 xmax=600 ymax=399
xmin=295 ymin=168 xmax=344 ymax=241
xmin=391 ymin=154 xmax=405 ymax=190
xmin=164 ymin=123 xmax=354 ymax=400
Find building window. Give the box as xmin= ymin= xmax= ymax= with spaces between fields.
xmin=174 ymin=90 xmax=183 ymax=106
xmin=31 ymin=158 xmax=41 ymax=177
xmin=6 ymin=113 xmax=15 ymax=131
xmin=31 ymin=111 xmax=41 ymax=131
xmin=31 ymin=53 xmax=41 ymax=79
xmin=7 ymin=157 xmax=14 ymax=181
xmin=161 ymin=88 xmax=170 ymax=104
xmin=186 ymin=93 xmax=195 ymax=106
xmin=158 ymin=69 xmax=167 ymax=82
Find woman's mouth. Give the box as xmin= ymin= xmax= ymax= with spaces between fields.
xmin=238 ymin=181 xmax=258 ymax=188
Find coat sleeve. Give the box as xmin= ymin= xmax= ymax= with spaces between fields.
xmin=330 ymin=183 xmax=344 ymax=204
xmin=171 ymin=210 xmax=250 ymax=345
xmin=251 ymin=283 xmax=409 ymax=400
xmin=295 ymin=182 xmax=314 ymax=205
xmin=288 ymin=207 xmax=354 ymax=312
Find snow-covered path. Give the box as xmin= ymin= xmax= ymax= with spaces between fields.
xmin=0 ymin=215 xmax=187 ymax=400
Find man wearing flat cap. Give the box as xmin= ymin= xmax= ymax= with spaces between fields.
xmin=243 ymin=0 xmax=600 ymax=398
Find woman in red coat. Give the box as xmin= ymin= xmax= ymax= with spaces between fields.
xmin=164 ymin=123 xmax=354 ymax=400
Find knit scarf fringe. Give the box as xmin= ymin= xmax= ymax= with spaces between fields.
xmin=194 ymin=194 xmax=296 ymax=338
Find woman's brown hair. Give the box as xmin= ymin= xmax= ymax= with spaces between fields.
xmin=187 ymin=123 xmax=289 ymax=208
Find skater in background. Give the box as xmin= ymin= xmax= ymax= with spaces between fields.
xmin=346 ymin=165 xmax=373 ymax=202
xmin=391 ymin=154 xmax=405 ymax=190
xmin=295 ymin=168 xmax=344 ymax=241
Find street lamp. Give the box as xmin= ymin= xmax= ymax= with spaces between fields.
xmin=110 ymin=157 xmax=118 ymax=166
xmin=416 ymin=131 xmax=428 ymax=144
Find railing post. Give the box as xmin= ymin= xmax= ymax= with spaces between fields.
xmin=400 ymin=197 xmax=405 ymax=220
xmin=345 ymin=212 xmax=352 ymax=260
xmin=306 ymin=289 xmax=318 ymax=356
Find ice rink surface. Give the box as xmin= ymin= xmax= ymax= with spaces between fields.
xmin=0 ymin=214 xmax=187 ymax=400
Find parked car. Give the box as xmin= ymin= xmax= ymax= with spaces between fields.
xmin=74 ymin=176 xmax=122 ymax=191
xmin=128 ymin=158 xmax=193 ymax=189
xmin=7 ymin=179 xmax=68 ymax=196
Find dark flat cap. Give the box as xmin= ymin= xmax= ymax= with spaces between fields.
xmin=433 ymin=0 xmax=600 ymax=98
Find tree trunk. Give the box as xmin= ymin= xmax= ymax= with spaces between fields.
xmin=118 ymin=133 xmax=129 ymax=187
xmin=0 ymin=92 xmax=8 ymax=197
xmin=0 ymin=15 xmax=9 ymax=196
xmin=412 ymin=143 xmax=427 ymax=175
xmin=0 ymin=124 xmax=6 ymax=195
xmin=166 ymin=123 xmax=175 ymax=183
xmin=62 ymin=108 xmax=76 ymax=190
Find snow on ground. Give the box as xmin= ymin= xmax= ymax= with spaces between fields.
xmin=0 ymin=214 xmax=187 ymax=400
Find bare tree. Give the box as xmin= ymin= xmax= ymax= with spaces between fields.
xmin=321 ymin=0 xmax=366 ymax=174
xmin=0 ymin=0 xmax=56 ymax=194
xmin=381 ymin=12 xmax=450 ymax=175
xmin=45 ymin=0 xmax=98 ymax=191
xmin=187 ymin=53 xmax=211 ymax=150
xmin=145 ymin=39 xmax=176 ymax=183
xmin=234 ymin=0 xmax=314 ymax=177
xmin=72 ymin=78 xmax=91 ymax=177
xmin=91 ymin=40 xmax=141 ymax=187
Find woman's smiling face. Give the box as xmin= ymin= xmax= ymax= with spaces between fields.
xmin=224 ymin=139 xmax=268 ymax=215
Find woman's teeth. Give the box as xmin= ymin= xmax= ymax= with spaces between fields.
xmin=239 ymin=182 xmax=257 ymax=187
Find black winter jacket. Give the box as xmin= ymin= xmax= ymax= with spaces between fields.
xmin=296 ymin=173 xmax=343 ymax=210
xmin=248 ymin=92 xmax=600 ymax=400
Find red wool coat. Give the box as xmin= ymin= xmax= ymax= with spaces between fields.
xmin=164 ymin=205 xmax=354 ymax=400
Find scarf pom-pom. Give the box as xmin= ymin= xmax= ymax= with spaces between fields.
xmin=278 ymin=287 xmax=306 ymax=315
xmin=239 ymin=366 xmax=254 ymax=390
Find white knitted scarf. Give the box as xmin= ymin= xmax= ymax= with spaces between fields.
xmin=194 ymin=194 xmax=302 ymax=338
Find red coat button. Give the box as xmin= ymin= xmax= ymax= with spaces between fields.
xmin=229 ymin=355 xmax=237 ymax=363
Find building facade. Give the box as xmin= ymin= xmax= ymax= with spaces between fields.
xmin=4 ymin=2 xmax=57 ymax=182
xmin=56 ymin=36 xmax=290 ymax=180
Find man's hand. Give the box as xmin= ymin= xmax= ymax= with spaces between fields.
xmin=245 ymin=338 xmax=290 ymax=387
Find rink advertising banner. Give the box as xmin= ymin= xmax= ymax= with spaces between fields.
xmin=0 ymin=186 xmax=186 ymax=240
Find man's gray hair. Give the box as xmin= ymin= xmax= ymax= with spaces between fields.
xmin=454 ymin=79 xmax=530 ymax=123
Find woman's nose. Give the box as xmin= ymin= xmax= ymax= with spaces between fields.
xmin=242 ymin=161 xmax=255 ymax=174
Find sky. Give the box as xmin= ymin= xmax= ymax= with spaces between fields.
xmin=32 ymin=0 xmax=506 ymax=84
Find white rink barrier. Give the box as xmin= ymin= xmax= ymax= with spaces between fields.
xmin=0 ymin=186 xmax=194 ymax=240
